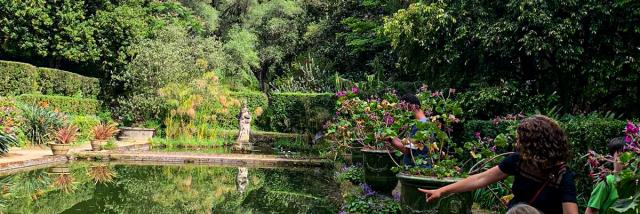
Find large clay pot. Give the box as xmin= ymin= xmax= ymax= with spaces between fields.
xmin=362 ymin=148 xmax=400 ymax=195
xmin=90 ymin=140 xmax=107 ymax=151
xmin=397 ymin=173 xmax=473 ymax=214
xmin=116 ymin=127 xmax=155 ymax=142
xmin=49 ymin=143 xmax=71 ymax=156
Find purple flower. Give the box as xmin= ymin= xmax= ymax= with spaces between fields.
xmin=393 ymin=192 xmax=401 ymax=202
xmin=336 ymin=111 xmax=341 ymax=116
xmin=336 ymin=91 xmax=347 ymax=97
xmin=384 ymin=113 xmax=394 ymax=126
xmin=338 ymin=210 xmax=347 ymax=214
xmin=625 ymin=121 xmax=639 ymax=134
xmin=625 ymin=135 xmax=633 ymax=143
xmin=351 ymin=86 xmax=359 ymax=94
xmin=360 ymin=183 xmax=376 ymax=197
xmin=474 ymin=132 xmax=481 ymax=139
xmin=490 ymin=146 xmax=496 ymax=152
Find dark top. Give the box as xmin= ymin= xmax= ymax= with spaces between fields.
xmin=403 ymin=117 xmax=430 ymax=167
xmin=499 ymin=153 xmax=577 ymax=214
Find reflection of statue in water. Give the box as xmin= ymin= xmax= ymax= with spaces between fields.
xmin=236 ymin=167 xmax=248 ymax=194
xmin=233 ymin=104 xmax=253 ymax=151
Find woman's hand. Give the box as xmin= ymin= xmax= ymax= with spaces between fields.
xmin=418 ymin=188 xmax=443 ymax=203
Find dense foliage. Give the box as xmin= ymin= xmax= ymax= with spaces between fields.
xmin=384 ymin=0 xmax=640 ymax=117
xmin=0 ymin=61 xmax=100 ymax=98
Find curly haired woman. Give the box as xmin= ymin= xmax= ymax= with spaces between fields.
xmin=419 ymin=115 xmax=578 ymax=214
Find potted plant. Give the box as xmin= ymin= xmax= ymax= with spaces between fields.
xmin=325 ymin=87 xmax=367 ymax=164
xmin=90 ymin=123 xmax=118 ymax=151
xmin=392 ymin=88 xmax=477 ymax=214
xmin=49 ymin=124 xmax=78 ymax=156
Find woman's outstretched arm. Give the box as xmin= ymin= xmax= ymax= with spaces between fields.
xmin=419 ymin=166 xmax=508 ymax=202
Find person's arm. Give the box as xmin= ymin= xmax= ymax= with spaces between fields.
xmin=418 ymin=166 xmax=508 ymax=202
xmin=563 ymin=202 xmax=579 ymax=214
xmin=387 ymin=137 xmax=409 ymax=154
xmin=585 ymin=207 xmax=599 ymax=214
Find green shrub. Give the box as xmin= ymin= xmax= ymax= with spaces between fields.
xmin=19 ymin=105 xmax=65 ymax=145
xmin=16 ymin=94 xmax=100 ymax=115
xmin=560 ymin=115 xmax=627 ymax=205
xmin=0 ymin=61 xmax=39 ymax=96
xmin=458 ymin=82 xmax=559 ymax=119
xmin=258 ymin=93 xmax=335 ymax=133
xmin=69 ymin=115 xmax=101 ymax=142
xmin=215 ymin=91 xmax=269 ymax=129
xmin=38 ymin=68 xmax=100 ymax=98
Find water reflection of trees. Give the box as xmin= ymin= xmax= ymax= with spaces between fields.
xmin=0 ymin=163 xmax=340 ymax=213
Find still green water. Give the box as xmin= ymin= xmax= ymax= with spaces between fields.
xmin=0 ymin=163 xmax=340 ymax=214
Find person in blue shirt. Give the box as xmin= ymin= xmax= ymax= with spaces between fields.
xmin=386 ymin=93 xmax=430 ymax=167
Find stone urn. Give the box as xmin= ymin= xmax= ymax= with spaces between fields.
xmin=362 ymin=148 xmax=400 ymax=195
xmin=49 ymin=143 xmax=72 ymax=156
xmin=90 ymin=140 xmax=107 ymax=151
xmin=397 ymin=173 xmax=473 ymax=214
xmin=116 ymin=127 xmax=155 ymax=142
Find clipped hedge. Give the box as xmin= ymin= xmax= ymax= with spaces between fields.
xmin=0 ymin=60 xmax=100 ymax=98
xmin=215 ymin=91 xmax=269 ymax=129
xmin=0 ymin=61 xmax=39 ymax=96
xmin=258 ymin=93 xmax=335 ymax=133
xmin=16 ymin=94 xmax=100 ymax=115
xmin=38 ymin=68 xmax=100 ymax=98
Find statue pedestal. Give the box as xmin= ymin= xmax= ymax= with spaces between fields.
xmin=232 ymin=141 xmax=254 ymax=151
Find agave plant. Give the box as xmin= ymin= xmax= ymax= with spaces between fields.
xmin=54 ymin=125 xmax=79 ymax=144
xmin=19 ymin=105 xmax=65 ymax=145
xmin=91 ymin=123 xmax=118 ymax=140
xmin=0 ymin=132 xmax=18 ymax=155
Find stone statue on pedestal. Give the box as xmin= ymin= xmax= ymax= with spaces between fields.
xmin=233 ymin=104 xmax=253 ymax=151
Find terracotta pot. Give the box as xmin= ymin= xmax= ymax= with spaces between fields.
xmin=90 ymin=140 xmax=107 ymax=151
xmin=397 ymin=173 xmax=473 ymax=214
xmin=116 ymin=127 xmax=155 ymax=142
xmin=49 ymin=143 xmax=71 ymax=156
xmin=362 ymin=148 xmax=400 ymax=195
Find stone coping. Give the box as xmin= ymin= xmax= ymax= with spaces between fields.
xmin=72 ymin=151 xmax=331 ymax=168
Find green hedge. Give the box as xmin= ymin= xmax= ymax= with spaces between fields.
xmin=0 ymin=60 xmax=100 ymax=98
xmin=0 ymin=61 xmax=39 ymax=96
xmin=258 ymin=93 xmax=335 ymax=133
xmin=16 ymin=94 xmax=100 ymax=115
xmin=215 ymin=91 xmax=269 ymax=129
xmin=38 ymin=68 xmax=100 ymax=98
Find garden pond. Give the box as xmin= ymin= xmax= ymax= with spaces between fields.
xmin=0 ymin=162 xmax=341 ymax=213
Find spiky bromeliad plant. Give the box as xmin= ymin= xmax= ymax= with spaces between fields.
xmin=91 ymin=123 xmax=118 ymax=141
xmin=54 ymin=125 xmax=79 ymax=145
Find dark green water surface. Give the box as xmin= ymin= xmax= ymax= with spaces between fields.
xmin=0 ymin=162 xmax=340 ymax=214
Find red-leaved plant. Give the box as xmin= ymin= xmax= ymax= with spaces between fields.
xmin=54 ymin=125 xmax=79 ymax=144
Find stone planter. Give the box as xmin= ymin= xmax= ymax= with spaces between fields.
xmin=49 ymin=143 xmax=71 ymax=156
xmin=362 ymin=148 xmax=400 ymax=195
xmin=116 ymin=127 xmax=155 ymax=142
xmin=350 ymin=144 xmax=364 ymax=164
xmin=90 ymin=140 xmax=107 ymax=151
xmin=397 ymin=173 xmax=473 ymax=214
